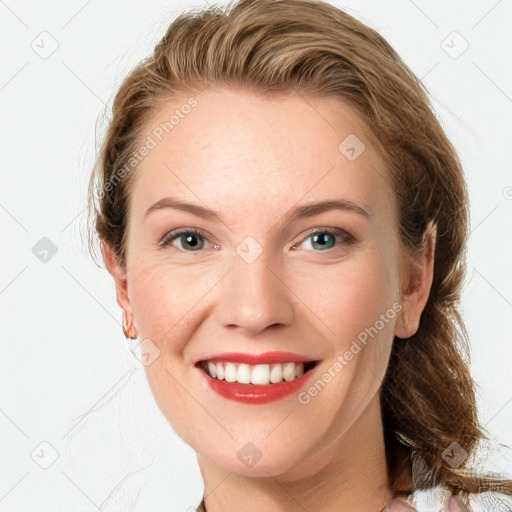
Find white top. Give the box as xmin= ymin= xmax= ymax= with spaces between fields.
xmin=408 ymin=487 xmax=512 ymax=511
xmin=195 ymin=487 xmax=512 ymax=511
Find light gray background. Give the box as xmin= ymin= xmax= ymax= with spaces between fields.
xmin=1 ymin=1 xmax=511 ymax=510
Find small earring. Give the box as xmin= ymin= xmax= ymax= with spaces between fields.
xmin=122 ymin=312 xmax=138 ymax=340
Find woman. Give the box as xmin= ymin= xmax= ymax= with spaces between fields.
xmin=87 ymin=0 xmax=512 ymax=510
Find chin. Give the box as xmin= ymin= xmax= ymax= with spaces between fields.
xmin=197 ymin=433 xmax=317 ymax=479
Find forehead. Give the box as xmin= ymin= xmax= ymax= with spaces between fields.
xmin=129 ymin=87 xmax=394 ymax=225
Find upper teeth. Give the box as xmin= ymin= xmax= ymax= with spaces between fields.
xmin=205 ymin=361 xmax=305 ymax=385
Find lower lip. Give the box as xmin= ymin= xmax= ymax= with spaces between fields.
xmin=198 ymin=365 xmax=317 ymax=404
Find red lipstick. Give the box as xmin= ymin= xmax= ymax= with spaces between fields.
xmin=195 ymin=351 xmax=318 ymax=365
xmin=195 ymin=351 xmax=320 ymax=404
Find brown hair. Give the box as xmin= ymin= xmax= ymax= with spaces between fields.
xmin=87 ymin=0 xmax=512 ymax=502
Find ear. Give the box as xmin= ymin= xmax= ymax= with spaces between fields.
xmin=394 ymin=220 xmax=437 ymax=339
xmin=101 ymin=240 xmax=132 ymax=316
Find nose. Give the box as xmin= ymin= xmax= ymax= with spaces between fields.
xmin=214 ymin=250 xmax=294 ymax=335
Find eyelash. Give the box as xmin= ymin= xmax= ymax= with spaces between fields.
xmin=158 ymin=227 xmax=355 ymax=252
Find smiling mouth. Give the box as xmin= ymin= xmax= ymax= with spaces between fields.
xmin=195 ymin=360 xmax=319 ymax=385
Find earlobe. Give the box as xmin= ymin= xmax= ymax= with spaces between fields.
xmin=394 ymin=221 xmax=437 ymax=340
xmin=100 ymin=240 xmax=131 ymax=313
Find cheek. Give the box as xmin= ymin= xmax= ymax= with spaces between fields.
xmin=128 ymin=265 xmax=175 ymax=337
xmin=127 ymin=262 xmax=206 ymax=438
xmin=127 ymin=259 xmax=216 ymax=350
xmin=292 ymin=250 xmax=396 ymax=349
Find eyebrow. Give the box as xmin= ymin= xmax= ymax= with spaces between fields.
xmin=145 ymin=197 xmax=371 ymax=223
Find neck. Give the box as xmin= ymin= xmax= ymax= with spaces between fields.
xmin=196 ymin=395 xmax=394 ymax=512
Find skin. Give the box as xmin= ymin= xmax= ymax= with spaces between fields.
xmin=102 ymin=87 xmax=441 ymax=512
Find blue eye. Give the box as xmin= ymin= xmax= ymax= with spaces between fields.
xmin=159 ymin=227 xmax=355 ymax=252
xmin=294 ymin=228 xmax=354 ymax=251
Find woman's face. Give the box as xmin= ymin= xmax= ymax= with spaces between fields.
xmin=108 ymin=87 xmax=419 ymax=478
